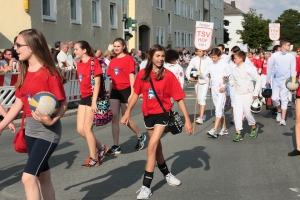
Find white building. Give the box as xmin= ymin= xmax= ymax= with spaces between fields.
xmin=223 ymin=1 xmax=244 ymax=51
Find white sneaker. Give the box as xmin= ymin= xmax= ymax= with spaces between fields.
xmin=276 ymin=112 xmax=282 ymax=122
xmin=165 ymin=172 xmax=181 ymax=186
xmin=136 ymin=186 xmax=152 ymax=199
xmin=202 ymin=114 xmax=206 ymax=122
xmin=206 ymin=128 xmax=218 ymax=138
xmin=195 ymin=117 xmax=203 ymax=124
xmin=279 ymin=119 xmax=286 ymax=126
xmin=219 ymin=128 xmax=229 ymax=136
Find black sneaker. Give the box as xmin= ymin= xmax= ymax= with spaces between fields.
xmin=288 ymin=149 xmax=300 ymax=156
xmin=135 ymin=133 xmax=146 ymax=150
xmin=106 ymin=145 xmax=121 ymax=155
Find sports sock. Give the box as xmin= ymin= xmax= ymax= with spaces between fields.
xmin=157 ymin=161 xmax=170 ymax=176
xmin=142 ymin=171 xmax=154 ymax=188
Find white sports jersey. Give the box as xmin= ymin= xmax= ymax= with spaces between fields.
xmin=203 ymin=60 xmax=228 ymax=91
xmin=164 ymin=62 xmax=184 ymax=88
xmin=266 ymin=51 xmax=296 ymax=86
xmin=232 ymin=62 xmax=262 ymax=96
xmin=186 ymin=56 xmax=212 ymax=84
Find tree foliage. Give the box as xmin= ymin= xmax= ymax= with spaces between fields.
xmin=236 ymin=8 xmax=271 ymax=50
xmin=224 ymin=28 xmax=230 ymax=44
xmin=275 ymin=9 xmax=300 ymax=51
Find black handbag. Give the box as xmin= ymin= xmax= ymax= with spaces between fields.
xmin=149 ymin=78 xmax=184 ymax=135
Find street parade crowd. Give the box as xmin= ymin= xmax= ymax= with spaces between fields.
xmin=0 ymin=28 xmax=300 ymax=199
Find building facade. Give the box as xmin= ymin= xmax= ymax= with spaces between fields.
xmin=223 ymin=1 xmax=244 ymax=51
xmin=0 ymin=0 xmax=224 ymax=53
xmin=131 ymin=0 xmax=224 ymax=52
xmin=0 ymin=0 xmax=124 ymax=51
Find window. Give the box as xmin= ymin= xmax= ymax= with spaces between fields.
xmin=168 ymin=13 xmax=172 ymax=34
xmin=189 ymin=33 xmax=193 ymax=47
xmin=182 ymin=32 xmax=187 ymax=47
xmin=220 ymin=0 xmax=223 ymax=10
xmin=174 ymin=0 xmax=181 ymax=15
xmin=199 ymin=9 xmax=203 ymax=21
xmin=210 ymin=0 xmax=213 ymax=4
xmin=214 ymin=17 xmax=217 ymax=29
xmin=175 ymin=30 xmax=181 ymax=47
xmin=220 ymin=19 xmax=222 ymax=29
xmin=210 ymin=14 xmax=213 ymax=22
xmin=182 ymin=1 xmax=185 ymax=17
xmin=70 ymin=0 xmax=81 ymax=24
xmin=157 ymin=0 xmax=165 ymax=10
xmin=195 ymin=0 xmax=197 ymax=11
xmin=214 ymin=0 xmax=217 ymax=8
xmin=110 ymin=2 xmax=117 ymax=29
xmin=189 ymin=5 xmax=194 ymax=19
xmin=42 ymin=0 xmax=56 ymax=21
xmin=156 ymin=27 xmax=165 ymax=45
xmin=92 ymin=0 xmax=101 ymax=27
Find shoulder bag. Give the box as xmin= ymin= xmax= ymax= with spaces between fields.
xmin=149 ymin=77 xmax=184 ymax=135
xmin=90 ymin=58 xmax=113 ymax=126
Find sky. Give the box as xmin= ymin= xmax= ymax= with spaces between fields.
xmin=224 ymin=0 xmax=300 ymax=21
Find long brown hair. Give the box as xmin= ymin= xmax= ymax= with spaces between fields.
xmin=75 ymin=40 xmax=95 ymax=57
xmin=142 ymin=44 xmax=165 ymax=81
xmin=15 ymin=29 xmax=66 ymax=88
xmin=113 ymin=38 xmax=129 ymax=54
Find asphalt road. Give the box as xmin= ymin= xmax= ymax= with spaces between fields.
xmin=1 ymin=85 xmax=300 ymax=200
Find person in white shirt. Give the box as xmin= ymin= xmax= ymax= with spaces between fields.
xmin=203 ymin=48 xmax=229 ymax=138
xmin=57 ymin=42 xmax=74 ymax=71
xmin=231 ymin=51 xmax=261 ymax=142
xmin=186 ymin=49 xmax=213 ymax=124
xmin=164 ymin=49 xmax=184 ymax=88
xmin=266 ymin=40 xmax=297 ymax=126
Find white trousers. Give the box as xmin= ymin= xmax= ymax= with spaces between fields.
xmin=234 ymin=93 xmax=256 ymax=131
xmin=229 ymin=86 xmax=235 ymax=107
xmin=212 ymin=89 xmax=226 ymax=118
xmin=195 ymin=83 xmax=209 ymax=105
xmin=271 ymin=84 xmax=289 ymax=110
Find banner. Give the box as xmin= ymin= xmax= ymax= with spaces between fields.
xmin=269 ymin=23 xmax=280 ymax=41
xmin=194 ymin=21 xmax=214 ymax=51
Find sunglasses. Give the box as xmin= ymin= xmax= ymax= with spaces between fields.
xmin=14 ymin=43 xmax=28 ymax=49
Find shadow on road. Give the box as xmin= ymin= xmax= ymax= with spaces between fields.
xmin=283 ymin=126 xmax=296 ymax=149
xmin=152 ymin=146 xmax=210 ymax=192
xmin=64 ymin=160 xmax=145 ymax=199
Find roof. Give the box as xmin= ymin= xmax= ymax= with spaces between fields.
xmin=224 ymin=2 xmax=243 ymax=15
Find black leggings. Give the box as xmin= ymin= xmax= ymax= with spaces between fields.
xmin=24 ymin=136 xmax=57 ymax=177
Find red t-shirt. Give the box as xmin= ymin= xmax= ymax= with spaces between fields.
xmin=77 ymin=57 xmax=103 ymax=98
xmin=256 ymin=59 xmax=264 ymax=73
xmin=249 ymin=58 xmax=257 ymax=67
xmin=261 ymin=59 xmax=267 ymax=75
xmin=134 ymin=69 xmax=186 ymax=116
xmin=296 ymin=57 xmax=300 ymax=96
xmin=15 ymin=67 xmax=66 ymax=117
xmin=107 ymin=55 xmax=135 ymax=90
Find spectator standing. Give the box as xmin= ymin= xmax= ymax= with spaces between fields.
xmin=57 ymin=42 xmax=74 ymax=71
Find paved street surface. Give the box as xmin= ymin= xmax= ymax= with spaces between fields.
xmin=1 ymin=84 xmax=300 ymax=199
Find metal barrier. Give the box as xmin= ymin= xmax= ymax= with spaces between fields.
xmin=0 ymin=70 xmax=80 ymax=110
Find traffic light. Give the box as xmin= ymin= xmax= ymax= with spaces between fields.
xmin=123 ymin=14 xmax=138 ymax=41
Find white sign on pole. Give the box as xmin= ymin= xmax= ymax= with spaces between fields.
xmin=269 ymin=23 xmax=280 ymax=41
xmin=194 ymin=21 xmax=214 ymax=51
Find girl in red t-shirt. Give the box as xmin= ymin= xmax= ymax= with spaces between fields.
xmin=0 ymin=29 xmax=67 ymax=199
xmin=74 ymin=41 xmax=109 ymax=167
xmin=121 ymin=44 xmax=193 ymax=199
xmin=106 ymin=38 xmax=144 ymax=155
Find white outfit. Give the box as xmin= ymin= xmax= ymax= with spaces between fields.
xmin=140 ymin=60 xmax=147 ymax=70
xmin=57 ymin=51 xmax=74 ymax=70
xmin=164 ymin=63 xmax=184 ymax=88
xmin=186 ymin=56 xmax=212 ymax=105
xmin=232 ymin=63 xmax=262 ymax=131
xmin=267 ymin=51 xmax=296 ymax=110
xmin=228 ymin=61 xmax=237 ymax=107
xmin=203 ymin=60 xmax=228 ymax=118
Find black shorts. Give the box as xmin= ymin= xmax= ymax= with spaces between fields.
xmin=144 ymin=113 xmax=169 ymax=129
xmin=24 ymin=136 xmax=58 ymax=177
xmin=79 ymin=95 xmax=92 ymax=106
xmin=296 ymin=95 xmax=300 ymax=99
xmin=110 ymin=87 xmax=131 ymax=103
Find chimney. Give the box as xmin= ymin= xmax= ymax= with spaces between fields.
xmin=231 ymin=1 xmax=236 ymax=8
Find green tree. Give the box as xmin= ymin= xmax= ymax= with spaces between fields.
xmin=236 ymin=8 xmax=271 ymax=50
xmin=275 ymin=9 xmax=300 ymax=51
